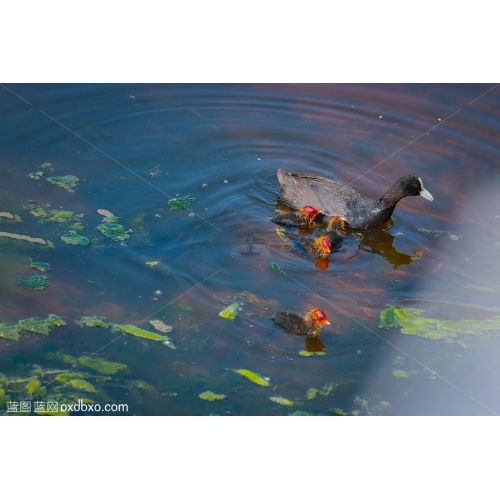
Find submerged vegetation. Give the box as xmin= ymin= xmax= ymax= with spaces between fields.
xmin=59 ymin=353 xmax=128 ymax=375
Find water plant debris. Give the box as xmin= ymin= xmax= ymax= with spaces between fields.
xmin=234 ymin=369 xmax=270 ymax=387
xmin=18 ymin=275 xmax=50 ymax=291
xmin=61 ymin=231 xmax=90 ymax=246
xmin=379 ymin=305 xmax=500 ymax=342
xmin=96 ymin=223 xmax=130 ymax=241
xmin=198 ymin=391 xmax=226 ymax=401
xmin=47 ymin=175 xmax=80 ymax=191
xmin=219 ymin=302 xmax=239 ymax=321
xmin=168 ymin=195 xmax=195 ymax=211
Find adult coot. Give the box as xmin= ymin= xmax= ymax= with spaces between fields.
xmin=277 ymin=169 xmax=433 ymax=230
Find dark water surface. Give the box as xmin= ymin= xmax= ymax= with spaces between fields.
xmin=1 ymin=83 xmax=499 ymax=415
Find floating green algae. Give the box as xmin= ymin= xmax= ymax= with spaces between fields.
xmin=234 ymin=369 xmax=270 ymax=387
xmin=270 ymin=396 xmax=294 ymax=407
xmin=29 ymin=171 xmax=44 ymax=180
xmin=392 ymin=370 xmax=410 ymax=378
xmin=306 ymin=388 xmax=319 ymax=400
xmin=79 ymin=357 xmax=127 ymax=376
xmin=18 ymin=275 xmax=50 ymax=291
xmin=96 ymin=223 xmax=130 ymax=241
xmin=47 ymin=175 xmax=80 ymax=191
xmin=61 ymin=231 xmax=89 ymax=246
xmin=298 ymin=350 xmax=326 ymax=357
xmin=26 ymin=378 xmax=41 ymax=397
xmin=319 ymin=383 xmax=337 ymax=396
xmin=111 ymin=323 xmax=170 ymax=342
xmin=55 ymin=372 xmax=90 ymax=382
xmin=271 ymin=262 xmax=281 ymax=270
xmin=75 ymin=316 xmax=110 ymax=328
xmin=0 ymin=324 xmax=21 ymax=341
xmin=17 ymin=314 xmax=66 ymax=336
xmin=168 ymin=195 xmax=195 ymax=210
xmin=30 ymin=261 xmax=51 ymax=272
xmin=68 ymin=379 xmax=98 ymax=393
xmin=199 ymin=391 xmax=227 ymax=401
xmin=379 ymin=305 xmax=500 ymax=342
xmin=289 ymin=411 xmax=311 ymax=416
xmin=330 ymin=408 xmax=347 ymax=416
xmin=219 ymin=302 xmax=239 ymax=320
xmin=306 ymin=384 xmax=336 ymax=398
xmin=70 ymin=222 xmax=84 ymax=231
xmin=102 ymin=216 xmax=120 ymax=223
xmin=40 ymin=210 xmax=81 ymax=224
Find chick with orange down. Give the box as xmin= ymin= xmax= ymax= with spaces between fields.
xmin=274 ymin=308 xmax=330 ymax=337
xmin=272 ymin=206 xmax=320 ymax=228
xmin=290 ymin=234 xmax=332 ymax=259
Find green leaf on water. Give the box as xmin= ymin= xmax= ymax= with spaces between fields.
xmin=168 ymin=195 xmax=195 ymax=211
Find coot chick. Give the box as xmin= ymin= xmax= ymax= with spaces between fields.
xmin=274 ymin=308 xmax=330 ymax=337
xmin=277 ymin=169 xmax=433 ymax=230
xmin=324 ymin=215 xmax=347 ymax=236
xmin=290 ymin=235 xmax=333 ymax=258
xmin=272 ymin=206 xmax=320 ymax=228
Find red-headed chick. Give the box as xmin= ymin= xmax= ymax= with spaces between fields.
xmin=274 ymin=308 xmax=330 ymax=337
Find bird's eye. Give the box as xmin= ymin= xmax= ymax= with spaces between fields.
xmin=415 ymin=184 xmax=420 ymax=189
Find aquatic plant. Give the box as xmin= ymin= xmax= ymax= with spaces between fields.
xmin=234 ymin=369 xmax=270 ymax=387
xmin=47 ymin=175 xmax=80 ymax=191
xmin=111 ymin=323 xmax=171 ymax=342
xmin=198 ymin=391 xmax=226 ymax=401
xmin=60 ymin=353 xmax=128 ymax=375
xmin=55 ymin=372 xmax=90 ymax=382
xmin=17 ymin=314 xmax=66 ymax=335
xmin=18 ymin=275 xmax=50 ymax=291
xmin=0 ymin=324 xmax=21 ymax=341
xmin=61 ymin=231 xmax=89 ymax=246
xmin=269 ymin=396 xmax=294 ymax=406
xmin=30 ymin=261 xmax=51 ymax=272
xmin=168 ymin=195 xmax=195 ymax=210
xmin=96 ymin=223 xmax=130 ymax=241
xmin=298 ymin=350 xmax=325 ymax=357
xmin=392 ymin=370 xmax=410 ymax=378
xmin=67 ymin=379 xmax=98 ymax=393
xmin=306 ymin=388 xmax=319 ymax=400
xmin=330 ymin=408 xmax=347 ymax=416
xmin=379 ymin=305 xmax=500 ymax=341
xmin=26 ymin=378 xmax=41 ymax=397
xmin=219 ymin=303 xmax=239 ymax=320
xmin=75 ymin=316 xmax=110 ymax=328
